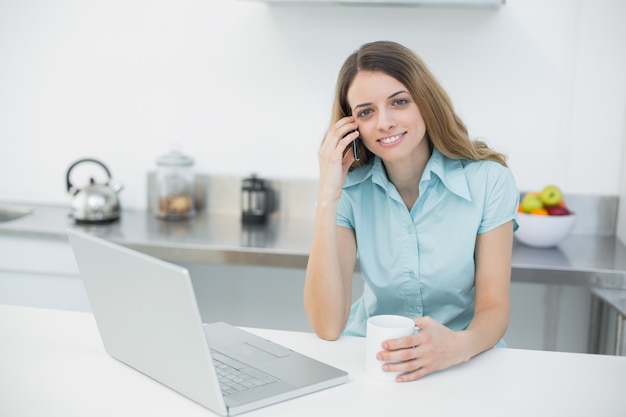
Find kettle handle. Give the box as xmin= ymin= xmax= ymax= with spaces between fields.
xmin=66 ymin=158 xmax=113 ymax=193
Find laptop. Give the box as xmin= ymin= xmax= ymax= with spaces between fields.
xmin=67 ymin=229 xmax=348 ymax=416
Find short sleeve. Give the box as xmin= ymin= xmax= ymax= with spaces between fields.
xmin=478 ymin=166 xmax=520 ymax=234
xmin=336 ymin=192 xmax=354 ymax=229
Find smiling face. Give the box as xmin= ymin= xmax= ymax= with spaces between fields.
xmin=346 ymin=71 xmax=429 ymax=166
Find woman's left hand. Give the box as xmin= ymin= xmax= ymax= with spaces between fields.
xmin=377 ymin=316 xmax=469 ymax=382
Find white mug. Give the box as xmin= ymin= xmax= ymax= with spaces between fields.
xmin=365 ymin=315 xmax=416 ymax=381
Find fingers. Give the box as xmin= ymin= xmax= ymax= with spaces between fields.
xmin=378 ymin=334 xmax=428 ymax=362
xmin=316 ymin=117 xmax=360 ymax=203
xmin=377 ymin=326 xmax=436 ymax=382
xmin=381 ymin=332 xmax=421 ymax=352
xmin=330 ymin=116 xmax=359 ymax=140
xmin=376 ymin=317 xmax=463 ymax=382
xmin=321 ymin=117 xmax=359 ymax=155
xmin=396 ymin=364 xmax=433 ymax=382
xmin=377 ymin=344 xmax=435 ymax=382
xmin=412 ymin=315 xmax=433 ymax=329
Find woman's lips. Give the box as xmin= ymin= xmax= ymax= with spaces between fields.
xmin=377 ymin=132 xmax=405 ymax=146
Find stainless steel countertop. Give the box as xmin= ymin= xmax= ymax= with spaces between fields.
xmin=2 ymin=203 xmax=626 ymax=288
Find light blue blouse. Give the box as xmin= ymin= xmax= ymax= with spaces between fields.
xmin=336 ymin=148 xmax=519 ymax=338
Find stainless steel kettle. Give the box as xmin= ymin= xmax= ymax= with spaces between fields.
xmin=66 ymin=158 xmax=123 ymax=223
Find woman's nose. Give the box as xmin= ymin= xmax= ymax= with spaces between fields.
xmin=376 ymin=109 xmax=396 ymax=131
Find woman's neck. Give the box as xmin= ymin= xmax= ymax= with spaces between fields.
xmin=383 ymin=142 xmax=431 ymax=210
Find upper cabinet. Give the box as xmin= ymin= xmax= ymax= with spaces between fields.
xmin=250 ymin=0 xmax=504 ymax=7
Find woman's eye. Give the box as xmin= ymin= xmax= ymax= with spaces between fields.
xmin=357 ymin=109 xmax=373 ymax=118
xmin=393 ymin=98 xmax=408 ymax=106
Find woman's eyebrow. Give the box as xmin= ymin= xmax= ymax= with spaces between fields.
xmin=352 ymin=102 xmax=372 ymax=112
xmin=388 ymin=90 xmax=409 ymax=99
xmin=352 ymin=90 xmax=410 ymax=112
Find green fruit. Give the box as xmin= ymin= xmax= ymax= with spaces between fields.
xmin=540 ymin=185 xmax=562 ymax=207
xmin=521 ymin=193 xmax=543 ymax=213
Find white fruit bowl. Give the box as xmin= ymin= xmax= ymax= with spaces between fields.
xmin=515 ymin=212 xmax=576 ymax=248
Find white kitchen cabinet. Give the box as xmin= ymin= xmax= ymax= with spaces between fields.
xmin=0 ymin=234 xmax=594 ymax=354
xmin=507 ymin=282 xmax=591 ymax=353
xmin=0 ymin=235 xmax=90 ymax=312
xmin=186 ymin=261 xmax=593 ymax=353
xmin=185 ymin=262 xmax=365 ymax=332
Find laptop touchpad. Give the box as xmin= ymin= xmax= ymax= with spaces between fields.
xmin=229 ymin=342 xmax=286 ymax=363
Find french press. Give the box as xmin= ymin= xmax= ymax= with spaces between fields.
xmin=241 ymin=174 xmax=271 ymax=225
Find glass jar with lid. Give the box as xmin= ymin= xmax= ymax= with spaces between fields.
xmin=155 ymin=148 xmax=196 ymax=220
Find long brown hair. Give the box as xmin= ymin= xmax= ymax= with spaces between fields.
xmin=330 ymin=41 xmax=507 ymax=169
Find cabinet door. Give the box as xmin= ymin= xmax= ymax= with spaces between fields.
xmin=0 ymin=236 xmax=90 ymax=312
xmin=507 ymin=281 xmax=591 ymax=353
xmin=0 ymin=271 xmax=90 ymax=312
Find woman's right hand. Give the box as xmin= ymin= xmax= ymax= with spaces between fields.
xmin=317 ymin=116 xmax=360 ymax=205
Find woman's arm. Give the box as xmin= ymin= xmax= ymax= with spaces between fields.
xmin=304 ymin=220 xmax=357 ymax=340
xmin=304 ymin=117 xmax=360 ymax=340
xmin=463 ymin=219 xmax=514 ymax=356
xmin=377 ymin=220 xmax=514 ymax=381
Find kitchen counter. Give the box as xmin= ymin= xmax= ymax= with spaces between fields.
xmin=2 ymin=304 xmax=626 ymax=417
xmin=1 ymin=203 xmax=626 ymax=288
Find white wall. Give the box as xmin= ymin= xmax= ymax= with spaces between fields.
xmin=1 ymin=0 xmax=625 ymax=210
xmin=618 ymin=103 xmax=626 ymax=244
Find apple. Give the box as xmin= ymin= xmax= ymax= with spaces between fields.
xmin=547 ymin=205 xmax=571 ymax=216
xmin=521 ymin=193 xmax=543 ymax=213
xmin=540 ymin=185 xmax=563 ymax=207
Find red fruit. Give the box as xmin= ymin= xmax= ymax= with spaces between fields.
xmin=547 ymin=205 xmax=571 ymax=216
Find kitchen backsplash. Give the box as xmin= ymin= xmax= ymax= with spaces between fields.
xmin=147 ymin=173 xmax=319 ymax=220
xmin=148 ymin=173 xmax=619 ymax=237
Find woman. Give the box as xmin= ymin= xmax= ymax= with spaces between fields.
xmin=304 ymin=41 xmax=519 ymax=382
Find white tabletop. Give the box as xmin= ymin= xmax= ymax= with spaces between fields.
xmin=1 ymin=304 xmax=625 ymax=417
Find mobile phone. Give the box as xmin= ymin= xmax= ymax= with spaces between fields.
xmin=343 ymin=130 xmax=361 ymax=161
xmin=352 ymin=137 xmax=361 ymax=161
xmin=345 ymin=109 xmax=361 ymax=161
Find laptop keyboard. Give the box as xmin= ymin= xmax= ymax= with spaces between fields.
xmin=211 ymin=350 xmax=278 ymax=396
